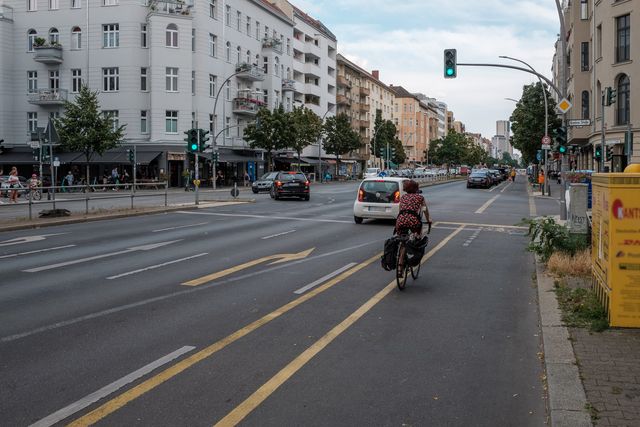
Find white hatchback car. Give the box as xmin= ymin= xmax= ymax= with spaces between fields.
xmin=363 ymin=167 xmax=381 ymax=179
xmin=353 ymin=177 xmax=408 ymax=224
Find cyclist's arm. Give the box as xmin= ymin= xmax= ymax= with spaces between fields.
xmin=422 ymin=199 xmax=431 ymax=223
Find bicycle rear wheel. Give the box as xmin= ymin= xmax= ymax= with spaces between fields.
xmin=396 ymin=243 xmax=408 ymax=290
xmin=410 ymin=261 xmax=421 ymax=280
xmin=33 ymin=190 xmax=42 ymax=201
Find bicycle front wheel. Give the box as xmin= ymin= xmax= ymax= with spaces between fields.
xmin=33 ymin=190 xmax=42 ymax=201
xmin=396 ymin=244 xmax=408 ymax=290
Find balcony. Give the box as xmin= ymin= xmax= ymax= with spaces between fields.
xmin=28 ymin=89 xmax=68 ymax=105
xmin=359 ymin=103 xmax=370 ymax=112
xmin=337 ymin=94 xmax=351 ymax=106
xmin=282 ymin=79 xmax=296 ymax=92
xmin=148 ymin=0 xmax=194 ymax=16
xmin=337 ymin=75 xmax=351 ymax=89
xmin=232 ymin=97 xmax=265 ymax=117
xmin=33 ymin=45 xmax=63 ymax=65
xmin=357 ymin=119 xmax=369 ymax=129
xmin=359 ymin=86 xmax=370 ymax=96
xmin=0 ymin=5 xmax=14 ymax=21
xmin=235 ymin=63 xmax=265 ymax=81
xmin=262 ymin=37 xmax=283 ymax=54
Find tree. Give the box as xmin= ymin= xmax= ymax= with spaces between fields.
xmin=464 ymin=142 xmax=488 ymax=166
xmin=510 ymin=82 xmax=562 ymax=164
xmin=428 ymin=130 xmax=470 ymax=169
xmin=56 ymin=85 xmax=125 ymax=186
xmin=243 ymin=106 xmax=289 ymax=171
xmin=289 ymin=106 xmax=322 ymax=171
xmin=323 ymin=113 xmax=361 ymax=176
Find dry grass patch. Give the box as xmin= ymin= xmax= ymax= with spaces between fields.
xmin=548 ymin=249 xmax=591 ymax=278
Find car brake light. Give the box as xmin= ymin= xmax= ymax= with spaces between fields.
xmin=275 ymin=181 xmax=282 ymax=187
xmin=393 ymin=190 xmax=400 ymax=203
xmin=304 ymin=180 xmax=310 ymax=186
xmin=358 ymin=189 xmax=365 ymax=202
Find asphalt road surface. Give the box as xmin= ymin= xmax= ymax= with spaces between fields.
xmin=0 ymin=177 xmax=550 ymax=426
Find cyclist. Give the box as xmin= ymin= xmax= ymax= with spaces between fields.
xmin=394 ymin=180 xmax=431 ymax=237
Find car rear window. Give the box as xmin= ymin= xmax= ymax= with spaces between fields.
xmin=278 ymin=173 xmax=306 ymax=182
xmin=470 ymin=172 xmax=487 ymax=177
xmin=360 ymin=180 xmax=399 ymax=203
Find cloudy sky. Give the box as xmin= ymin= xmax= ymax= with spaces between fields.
xmin=292 ymin=0 xmax=560 ymax=140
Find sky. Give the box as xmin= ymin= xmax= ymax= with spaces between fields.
xmin=291 ymin=0 xmax=560 ymax=141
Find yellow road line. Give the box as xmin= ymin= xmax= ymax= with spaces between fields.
xmin=214 ymin=226 xmax=465 ymax=427
xmin=435 ymin=221 xmax=527 ymax=230
xmin=67 ymin=253 xmax=379 ymax=427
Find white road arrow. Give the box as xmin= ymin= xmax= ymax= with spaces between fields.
xmin=0 ymin=233 xmax=67 ymax=247
xmin=23 ymin=240 xmax=182 ymax=273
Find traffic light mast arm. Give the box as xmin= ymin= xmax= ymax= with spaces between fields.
xmin=455 ymin=62 xmax=561 ymax=98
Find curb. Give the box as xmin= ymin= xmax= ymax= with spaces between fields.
xmin=0 ymin=200 xmax=253 ymax=232
xmin=535 ymin=259 xmax=593 ymax=427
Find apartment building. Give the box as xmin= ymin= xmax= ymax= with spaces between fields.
xmin=0 ymin=0 xmax=304 ymax=185
xmin=335 ymin=54 xmax=395 ymax=171
xmin=556 ymin=0 xmax=638 ymax=171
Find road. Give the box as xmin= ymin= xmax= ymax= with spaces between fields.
xmin=0 ymin=177 xmax=549 ymax=426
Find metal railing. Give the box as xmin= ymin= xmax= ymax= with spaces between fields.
xmin=1 ymin=182 xmax=168 ymax=220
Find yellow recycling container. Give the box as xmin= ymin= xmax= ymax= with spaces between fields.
xmin=592 ymin=172 xmax=640 ymax=327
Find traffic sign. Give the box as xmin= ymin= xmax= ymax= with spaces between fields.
xmin=557 ymin=98 xmax=572 ymax=114
xmin=568 ymin=119 xmax=591 ymax=127
xmin=542 ymin=144 xmax=551 ymax=150
xmin=606 ymin=139 xmax=621 ymax=146
xmin=542 ymin=135 xmax=551 ymax=145
xmin=30 ymin=141 xmax=40 ymax=149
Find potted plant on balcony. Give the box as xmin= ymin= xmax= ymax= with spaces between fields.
xmin=34 ymin=37 xmax=46 ymax=47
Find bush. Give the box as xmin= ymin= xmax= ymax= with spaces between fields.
xmin=523 ymin=217 xmax=589 ymax=262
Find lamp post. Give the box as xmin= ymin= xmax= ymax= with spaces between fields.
xmin=499 ymin=55 xmax=550 ymax=196
xmin=504 ymin=97 xmax=519 ymax=103
xmin=317 ymin=105 xmax=334 ymax=182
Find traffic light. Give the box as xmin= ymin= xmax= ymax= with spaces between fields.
xmin=127 ymin=149 xmax=135 ymax=163
xmin=594 ymin=145 xmax=602 ymax=161
xmin=32 ymin=148 xmax=39 ymax=162
xmin=606 ymin=146 xmax=613 ymax=162
xmin=390 ymin=146 xmax=396 ymax=158
xmin=553 ymin=126 xmax=567 ymax=154
xmin=378 ymin=146 xmax=385 ymax=158
xmin=185 ymin=128 xmax=199 ymax=153
xmin=198 ymin=129 xmax=210 ymax=152
xmin=605 ymin=87 xmax=617 ymax=106
xmin=212 ymin=151 xmax=219 ymax=163
xmin=0 ymin=139 xmax=4 ymax=155
xmin=444 ymin=49 xmax=457 ymax=79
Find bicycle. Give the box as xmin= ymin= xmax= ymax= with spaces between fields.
xmin=25 ymin=186 xmax=42 ymax=201
xmin=395 ymin=222 xmax=431 ymax=290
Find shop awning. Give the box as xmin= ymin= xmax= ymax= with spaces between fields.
xmin=134 ymin=151 xmax=162 ymax=165
xmin=300 ymin=157 xmax=329 ymax=166
xmin=275 ymin=157 xmax=310 ymax=165
xmin=0 ymin=151 xmax=37 ymax=164
xmin=219 ymin=149 xmax=263 ymax=163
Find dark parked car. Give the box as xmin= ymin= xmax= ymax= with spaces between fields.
xmin=270 ymin=171 xmax=310 ymax=200
xmin=488 ymin=169 xmax=502 ymax=185
xmin=467 ymin=171 xmax=492 ymax=189
xmin=252 ymin=172 xmax=278 ymax=193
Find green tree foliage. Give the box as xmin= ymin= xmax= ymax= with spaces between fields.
xmin=323 ymin=113 xmax=362 ymax=175
xmin=510 ymin=82 xmax=562 ymax=164
xmin=289 ymin=106 xmax=322 ymax=171
xmin=243 ymin=106 xmax=290 ymax=171
xmin=371 ymin=110 xmax=405 ymax=166
xmin=428 ymin=130 xmax=478 ymax=168
xmin=56 ymin=85 xmax=126 ymax=185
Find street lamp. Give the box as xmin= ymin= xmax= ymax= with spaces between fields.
xmin=317 ymin=105 xmax=334 ymax=182
xmin=499 ymin=55 xmax=551 ymax=196
xmin=504 ymin=97 xmax=519 ymax=103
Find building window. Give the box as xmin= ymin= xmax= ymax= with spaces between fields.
xmin=191 ymin=71 xmax=195 ymax=95
xmin=165 ymin=110 xmax=178 ymax=133
xmin=166 ymin=67 xmax=178 ymax=92
xmin=580 ymin=0 xmax=587 ymax=20
xmin=246 ymin=50 xmax=251 ymax=64
xmin=49 ymin=28 xmax=59 ymax=44
xmin=581 ymin=90 xmax=589 ymax=120
xmin=140 ymin=110 xmax=149 ymax=134
xmin=225 ymin=5 xmax=230 ymax=25
xmin=225 ymin=117 xmax=230 ymax=137
xmin=225 ymin=41 xmax=231 ymax=61
xmin=246 ymin=17 xmax=251 ymax=36
xmin=71 ymin=69 xmax=82 ymax=93
xmin=27 ymin=0 xmax=37 ymax=11
xmin=71 ymin=27 xmax=82 ymax=49
xmin=256 ymin=22 xmax=260 ymax=40
xmin=596 ymin=24 xmax=602 ymax=59
xmin=209 ymin=74 xmax=216 ymax=97
xmin=616 ymin=14 xmax=630 ymax=63
xmin=166 ymin=23 xmax=178 ymax=48
xmin=141 ymin=24 xmax=147 ymax=48
xmin=237 ymin=11 xmax=241 ymax=30
xmin=27 ymin=71 xmax=38 ymax=93
xmin=140 ymin=67 xmax=148 ymax=91
xmin=191 ymin=28 xmax=195 ymax=52
xmin=616 ymin=74 xmax=630 ymax=126
xmin=103 ymin=110 xmax=119 ymax=131
xmin=103 ymin=0 xmax=118 ymax=5
xmin=28 ymin=112 xmax=38 ymax=133
xmin=263 ymin=56 xmax=268 ymax=74
xmin=49 ymin=0 xmax=59 ymax=10
xmin=286 ymin=38 xmax=291 ymax=55
xmin=274 ymin=57 xmax=280 ymax=76
xmin=580 ymin=41 xmax=589 ymax=71
xmin=102 ymin=67 xmax=119 ymax=92
xmin=209 ymin=114 xmax=214 ymax=133
xmin=49 ymin=70 xmax=59 ymax=90
xmin=225 ymin=81 xmax=230 ymax=100
xmin=28 ymin=29 xmax=37 ymax=52
xmin=209 ymin=33 xmax=216 ymax=57
xmin=237 ymin=46 xmax=241 ymax=64
xmin=191 ymin=112 xmax=196 ymax=129
xmin=103 ymin=24 xmax=119 ymax=48
xmin=71 ymin=0 xmax=81 ymax=8
xmin=209 ymin=0 xmax=216 ymax=18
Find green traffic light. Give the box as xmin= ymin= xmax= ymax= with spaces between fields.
xmin=559 ymin=146 xmax=567 ymax=154
xmin=446 ymin=68 xmax=454 ymax=76
xmin=190 ymin=143 xmax=198 ymax=151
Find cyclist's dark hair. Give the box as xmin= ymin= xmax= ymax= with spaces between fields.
xmin=403 ymin=180 xmax=419 ymax=194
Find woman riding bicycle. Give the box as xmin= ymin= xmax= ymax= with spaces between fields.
xmin=395 ymin=180 xmax=431 ymax=237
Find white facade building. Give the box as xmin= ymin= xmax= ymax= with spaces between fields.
xmin=0 ymin=0 xmax=306 ymax=184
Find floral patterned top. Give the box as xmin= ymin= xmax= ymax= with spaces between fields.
xmin=395 ymin=193 xmax=425 ymax=235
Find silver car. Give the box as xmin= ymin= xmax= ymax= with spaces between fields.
xmin=251 ymin=172 xmax=278 ymax=193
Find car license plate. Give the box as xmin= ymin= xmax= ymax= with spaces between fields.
xmin=368 ymin=206 xmax=384 ymax=212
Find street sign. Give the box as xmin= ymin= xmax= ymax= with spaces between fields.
xmin=557 ymin=98 xmax=572 ymax=114
xmin=30 ymin=141 xmax=40 ymax=149
xmin=542 ymin=144 xmax=551 ymax=150
xmin=568 ymin=119 xmax=591 ymax=127
xmin=542 ymin=135 xmax=551 ymax=145
xmin=606 ymin=139 xmax=622 ymax=146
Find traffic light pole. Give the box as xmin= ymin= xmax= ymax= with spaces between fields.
xmin=133 ymin=145 xmax=137 ymax=195
xmin=601 ymin=91 xmax=606 ymax=173
xmin=195 ymin=125 xmax=200 ymax=206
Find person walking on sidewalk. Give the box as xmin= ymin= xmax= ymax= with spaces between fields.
xmin=510 ymin=168 xmax=516 ymax=183
xmin=8 ymin=167 xmax=19 ymax=203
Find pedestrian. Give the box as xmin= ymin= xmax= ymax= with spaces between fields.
xmin=510 ymin=168 xmax=516 ymax=183
xmin=537 ymin=170 xmax=545 ymax=190
xmin=8 ymin=166 xmax=19 ymax=203
xmin=216 ymin=170 xmax=224 ymax=187
xmin=243 ymin=171 xmax=250 ymax=187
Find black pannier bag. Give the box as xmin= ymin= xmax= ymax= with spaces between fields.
xmin=381 ymin=237 xmax=399 ymax=271
xmin=405 ymin=235 xmax=429 ymax=267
